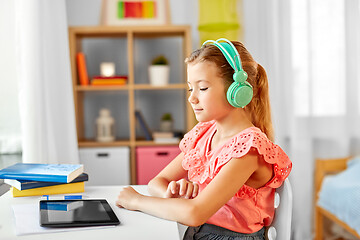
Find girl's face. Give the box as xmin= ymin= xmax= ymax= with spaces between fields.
xmin=187 ymin=61 xmax=233 ymax=122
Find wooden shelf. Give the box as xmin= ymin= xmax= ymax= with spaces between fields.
xmin=69 ymin=25 xmax=190 ymax=38
xmin=78 ymin=140 xmax=131 ymax=148
xmin=69 ymin=25 xmax=196 ymax=184
xmin=134 ymin=140 xmax=180 ymax=146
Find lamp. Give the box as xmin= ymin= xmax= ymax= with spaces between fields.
xmin=100 ymin=62 xmax=115 ymax=77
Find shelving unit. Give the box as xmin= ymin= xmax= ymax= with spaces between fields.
xmin=68 ymin=25 xmax=196 ymax=184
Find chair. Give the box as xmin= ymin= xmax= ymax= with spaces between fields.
xmin=267 ymin=178 xmax=293 ymax=240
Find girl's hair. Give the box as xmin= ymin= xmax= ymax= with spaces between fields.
xmin=185 ymin=41 xmax=274 ymax=141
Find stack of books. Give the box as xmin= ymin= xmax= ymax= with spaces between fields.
xmin=0 ymin=163 xmax=88 ymax=197
xmin=91 ymin=75 xmax=128 ymax=86
xmin=152 ymin=131 xmax=182 ymax=143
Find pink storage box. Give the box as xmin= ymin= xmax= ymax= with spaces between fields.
xmin=136 ymin=146 xmax=181 ymax=185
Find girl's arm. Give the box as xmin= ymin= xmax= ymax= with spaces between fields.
xmin=147 ymin=152 xmax=192 ymax=198
xmin=116 ymin=152 xmax=259 ymax=227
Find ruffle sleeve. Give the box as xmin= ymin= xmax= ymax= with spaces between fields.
xmin=214 ymin=129 xmax=292 ymax=189
xmin=180 ymin=125 xmax=292 ymax=199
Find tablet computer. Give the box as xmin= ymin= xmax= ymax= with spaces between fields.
xmin=40 ymin=199 xmax=120 ymax=227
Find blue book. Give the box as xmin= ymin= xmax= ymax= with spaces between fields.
xmin=135 ymin=110 xmax=153 ymax=141
xmin=0 ymin=163 xmax=84 ymax=183
xmin=4 ymin=173 xmax=88 ymax=190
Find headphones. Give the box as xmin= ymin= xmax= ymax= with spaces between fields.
xmin=202 ymin=38 xmax=253 ymax=108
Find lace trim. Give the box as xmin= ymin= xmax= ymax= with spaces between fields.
xmin=181 ymin=123 xmax=292 ymax=199
xmin=179 ymin=121 xmax=214 ymax=153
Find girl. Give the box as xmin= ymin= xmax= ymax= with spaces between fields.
xmin=116 ymin=39 xmax=292 ymax=240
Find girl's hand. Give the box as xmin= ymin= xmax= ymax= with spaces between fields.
xmin=116 ymin=186 xmax=142 ymax=211
xmin=164 ymin=179 xmax=199 ymax=199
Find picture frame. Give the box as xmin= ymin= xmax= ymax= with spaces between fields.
xmin=100 ymin=0 xmax=171 ymax=25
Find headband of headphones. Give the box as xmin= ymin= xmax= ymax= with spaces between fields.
xmin=202 ymin=38 xmax=253 ymax=108
xmin=202 ymin=38 xmax=248 ymax=83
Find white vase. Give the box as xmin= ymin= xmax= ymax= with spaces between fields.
xmin=148 ymin=65 xmax=170 ymax=86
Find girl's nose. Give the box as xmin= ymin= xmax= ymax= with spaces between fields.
xmin=188 ymin=92 xmax=199 ymax=104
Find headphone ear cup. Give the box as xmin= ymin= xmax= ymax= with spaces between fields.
xmin=233 ymin=70 xmax=248 ymax=83
xmin=226 ymin=82 xmax=253 ymax=108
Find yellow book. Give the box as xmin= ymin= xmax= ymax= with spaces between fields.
xmin=91 ymin=79 xmax=127 ymax=85
xmin=11 ymin=182 xmax=85 ymax=197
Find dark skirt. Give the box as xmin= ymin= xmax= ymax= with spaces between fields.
xmin=183 ymin=223 xmax=265 ymax=240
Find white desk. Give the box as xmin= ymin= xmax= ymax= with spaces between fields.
xmin=0 ymin=185 xmax=184 ymax=240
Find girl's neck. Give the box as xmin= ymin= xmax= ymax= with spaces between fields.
xmin=214 ymin=108 xmax=254 ymax=139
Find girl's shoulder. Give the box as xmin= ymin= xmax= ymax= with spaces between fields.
xmin=180 ymin=125 xmax=292 ymax=189
xmin=217 ymin=127 xmax=292 ymax=188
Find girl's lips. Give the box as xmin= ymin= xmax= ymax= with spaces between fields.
xmin=193 ymin=108 xmax=203 ymax=113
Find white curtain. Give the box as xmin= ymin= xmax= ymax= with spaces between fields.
xmin=243 ymin=0 xmax=360 ymax=239
xmin=15 ymin=0 xmax=79 ymax=164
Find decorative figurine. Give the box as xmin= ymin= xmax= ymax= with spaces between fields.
xmin=96 ymin=108 xmax=115 ymax=142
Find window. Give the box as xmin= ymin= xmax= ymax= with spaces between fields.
xmin=291 ymin=0 xmax=346 ymax=116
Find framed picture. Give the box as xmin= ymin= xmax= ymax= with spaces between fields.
xmin=101 ymin=0 xmax=171 ymax=25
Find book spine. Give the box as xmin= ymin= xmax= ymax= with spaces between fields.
xmin=76 ymin=52 xmax=89 ymax=86
xmin=11 ymin=182 xmax=85 ymax=197
xmin=6 ymin=173 xmax=88 ymax=190
xmin=91 ymin=81 xmax=127 ymax=86
xmin=1 ymin=173 xmax=68 ymax=183
xmin=135 ymin=111 xmax=152 ymax=141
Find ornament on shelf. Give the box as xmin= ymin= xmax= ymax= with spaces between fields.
xmin=160 ymin=113 xmax=173 ymax=132
xmin=100 ymin=62 xmax=116 ymax=77
xmin=96 ymin=108 xmax=115 ymax=142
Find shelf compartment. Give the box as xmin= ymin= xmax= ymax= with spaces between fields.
xmin=134 ymin=89 xmax=186 ymax=138
xmin=133 ymin=36 xmax=185 ymax=85
xmin=82 ymin=38 xmax=129 ymax=83
xmin=83 ymin=91 xmax=130 ymax=140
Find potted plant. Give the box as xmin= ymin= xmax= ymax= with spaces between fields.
xmin=160 ymin=113 xmax=173 ymax=132
xmin=148 ymin=55 xmax=169 ymax=86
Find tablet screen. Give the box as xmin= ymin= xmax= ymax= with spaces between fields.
xmin=40 ymin=199 xmax=120 ymax=227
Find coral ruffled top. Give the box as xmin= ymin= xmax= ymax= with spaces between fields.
xmin=179 ymin=121 xmax=292 ymax=234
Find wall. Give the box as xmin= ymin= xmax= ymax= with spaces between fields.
xmin=65 ymin=0 xmax=200 ymax=49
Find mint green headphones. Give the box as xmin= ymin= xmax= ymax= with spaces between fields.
xmin=202 ymin=38 xmax=253 ymax=108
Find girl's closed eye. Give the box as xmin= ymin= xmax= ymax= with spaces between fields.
xmin=200 ymin=87 xmax=208 ymax=91
xmin=188 ymin=88 xmax=193 ymax=92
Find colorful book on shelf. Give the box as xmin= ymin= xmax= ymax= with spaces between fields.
xmin=91 ymin=80 xmax=127 ymax=86
xmin=91 ymin=75 xmax=128 ymax=86
xmin=76 ymin=52 xmax=89 ymax=86
xmin=92 ymin=75 xmax=128 ymax=80
xmin=4 ymin=173 xmax=88 ymax=191
xmin=0 ymin=163 xmax=84 ymax=183
xmin=135 ymin=110 xmax=153 ymax=141
xmin=11 ymin=182 xmax=85 ymax=197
